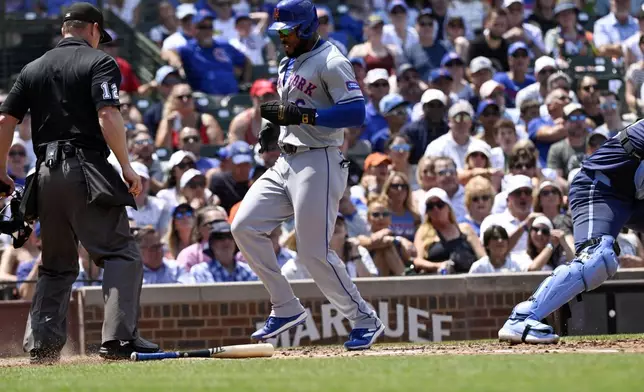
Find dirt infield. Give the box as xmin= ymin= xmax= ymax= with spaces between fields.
xmin=1 ymin=337 xmax=643 ymax=367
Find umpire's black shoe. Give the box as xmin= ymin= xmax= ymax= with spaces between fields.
xmin=99 ymin=337 xmax=160 ymax=360
xmin=30 ymin=349 xmax=61 ymax=365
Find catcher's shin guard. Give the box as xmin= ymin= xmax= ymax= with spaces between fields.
xmin=512 ymin=235 xmax=620 ymax=323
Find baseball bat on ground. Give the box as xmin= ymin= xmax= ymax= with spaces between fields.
xmin=130 ymin=343 xmax=275 ymax=361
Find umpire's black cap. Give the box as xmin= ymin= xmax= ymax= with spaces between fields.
xmin=63 ymin=2 xmax=112 ymax=44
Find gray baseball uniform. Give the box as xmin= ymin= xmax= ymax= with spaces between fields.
xmin=231 ymin=40 xmax=379 ymax=329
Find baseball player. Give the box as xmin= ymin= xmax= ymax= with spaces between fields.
xmin=231 ymin=0 xmax=385 ymax=350
xmin=499 ymin=104 xmax=644 ymax=344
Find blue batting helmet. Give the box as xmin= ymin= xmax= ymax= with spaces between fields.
xmin=269 ymin=0 xmax=319 ymax=40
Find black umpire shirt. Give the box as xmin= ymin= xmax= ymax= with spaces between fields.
xmin=0 ymin=37 xmax=122 ymax=155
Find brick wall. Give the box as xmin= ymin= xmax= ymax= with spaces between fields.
xmin=4 ymin=270 xmax=644 ymax=356
xmin=80 ymin=289 xmax=535 ymax=352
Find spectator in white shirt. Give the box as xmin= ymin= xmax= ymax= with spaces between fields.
xmin=480 ymin=174 xmax=541 ymax=255
xmin=161 ymin=3 xmax=196 ymax=52
xmin=126 ymin=162 xmax=172 ymax=237
xmin=515 ymin=56 xmax=558 ymax=109
xmin=424 ymin=100 xmax=490 ymax=169
xmin=459 ymin=142 xmax=504 ymax=191
xmin=212 ymin=0 xmax=238 ymax=42
xmin=469 ymin=225 xmax=531 ymax=273
xmin=229 ymin=13 xmax=277 ymax=66
xmin=382 ymin=0 xmax=420 ymax=53
xmin=418 ymin=156 xmax=467 ymax=221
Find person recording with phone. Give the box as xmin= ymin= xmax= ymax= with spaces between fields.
xmin=0 ymin=3 xmax=159 ymax=364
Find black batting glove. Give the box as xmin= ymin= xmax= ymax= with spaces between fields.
xmin=260 ymin=101 xmax=316 ymax=126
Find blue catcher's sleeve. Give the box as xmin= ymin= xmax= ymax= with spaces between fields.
xmin=315 ymin=101 xmax=365 ymax=129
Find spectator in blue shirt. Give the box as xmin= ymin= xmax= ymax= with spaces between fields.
xmin=134 ymin=226 xmax=184 ymax=284
xmin=164 ymin=10 xmax=251 ymax=96
xmin=493 ymin=42 xmax=537 ymax=108
xmin=181 ymin=221 xmax=258 ymax=283
xmin=362 ymin=69 xmax=391 ymax=143
xmin=403 ymin=9 xmax=448 ymax=82
xmin=527 ymin=88 xmax=570 ymax=167
xmin=371 ymin=93 xmax=410 ymax=152
xmin=594 ymin=0 xmax=640 ymax=57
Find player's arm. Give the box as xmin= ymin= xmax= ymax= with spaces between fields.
xmin=316 ymin=56 xmax=365 ymax=128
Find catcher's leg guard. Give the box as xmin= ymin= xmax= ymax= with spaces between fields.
xmin=500 ymin=235 xmax=619 ymax=344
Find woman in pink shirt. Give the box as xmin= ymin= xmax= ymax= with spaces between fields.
xmin=176 ymin=206 xmax=228 ymax=272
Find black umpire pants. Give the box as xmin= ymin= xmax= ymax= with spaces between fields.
xmin=23 ymin=155 xmax=142 ymax=354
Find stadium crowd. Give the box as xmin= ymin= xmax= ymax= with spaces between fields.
xmin=3 ymin=0 xmax=644 ymax=300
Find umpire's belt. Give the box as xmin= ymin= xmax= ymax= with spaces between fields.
xmin=618 ymin=128 xmax=642 ymax=160
xmin=280 ymin=143 xmax=326 ymax=155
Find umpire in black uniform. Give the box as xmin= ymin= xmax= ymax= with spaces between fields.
xmin=0 ymin=3 xmax=159 ymax=363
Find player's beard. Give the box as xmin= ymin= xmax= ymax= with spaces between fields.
xmin=285 ymin=38 xmax=311 ymax=58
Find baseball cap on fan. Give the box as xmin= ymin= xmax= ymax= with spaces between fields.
xmin=63 ymin=2 xmax=112 ymax=44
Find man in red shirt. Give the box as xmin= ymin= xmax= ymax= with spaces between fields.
xmin=102 ymin=29 xmax=141 ymax=93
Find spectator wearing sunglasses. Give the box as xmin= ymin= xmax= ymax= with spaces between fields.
xmin=179 ymin=168 xmax=218 ymax=210
xmin=371 ymin=94 xmax=411 ymax=152
xmin=126 ymin=129 xmax=165 ymax=193
xmin=156 ymin=83 xmax=224 ymax=149
xmin=461 ymin=177 xmax=496 ymax=237
xmin=413 ymin=188 xmax=485 ymax=274
xmin=176 ymin=206 xmax=228 ymax=272
xmin=181 ymin=221 xmax=258 ymax=283
xmin=386 ymin=135 xmax=417 ymax=190
xmin=441 ymin=15 xmax=470 ymax=59
xmin=523 ymin=215 xmax=574 ymax=271
xmin=394 ymin=63 xmax=426 ymax=106
xmin=402 ymin=89 xmax=449 ymax=165
xmin=157 ymin=150 xmax=198 ymax=209
xmin=164 ymin=203 xmax=196 ymax=260
xmin=419 ymin=157 xmax=467 ymax=221
xmin=356 ymin=197 xmax=411 ymax=276
xmin=469 ymin=225 xmax=531 ymax=273
xmin=595 ymin=92 xmax=629 ymax=137
xmin=493 ymin=42 xmax=536 ymax=109
xmin=400 ymin=9 xmax=448 ymax=82
xmin=361 ymin=69 xmax=392 ymax=144
xmin=441 ymin=52 xmax=473 ymax=102
xmin=576 ymin=75 xmax=604 ymax=127
xmin=126 ymin=162 xmax=172 ymax=237
xmin=527 ymin=88 xmax=570 ymax=167
xmin=480 ymin=174 xmax=540 ymax=255
xmin=7 ymin=138 xmax=28 ymax=187
xmin=178 ymin=127 xmax=220 ymax=174
xmin=533 ymin=180 xmax=567 ymax=224
xmin=515 ymin=56 xmax=557 ymax=110
xmin=380 ymin=171 xmax=421 ymax=242
xmin=546 ymin=103 xmax=588 ymax=180
xmin=135 ymin=226 xmax=184 ymax=285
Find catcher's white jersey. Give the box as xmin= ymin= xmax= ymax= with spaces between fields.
xmin=276 ymin=40 xmax=364 ymax=148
